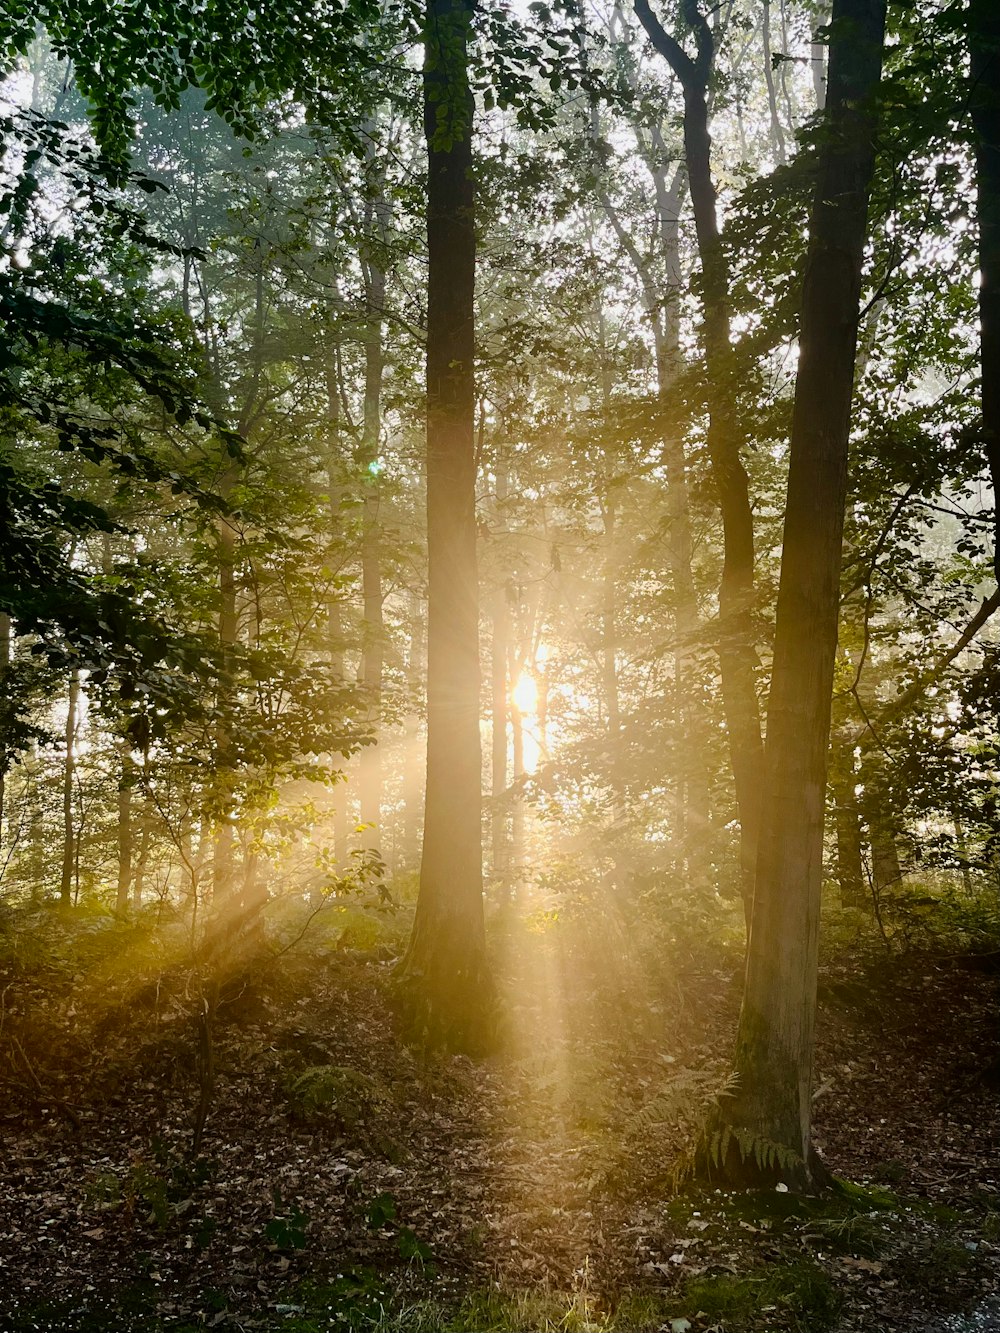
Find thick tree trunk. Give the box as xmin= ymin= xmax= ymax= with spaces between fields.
xmin=707 ymin=0 xmax=886 ymax=1191
xmin=397 ymin=0 xmax=493 ymax=1051
xmin=971 ymin=0 xmax=1000 ymax=582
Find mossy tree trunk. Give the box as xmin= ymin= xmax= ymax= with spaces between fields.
xmin=397 ymin=0 xmax=493 ymax=1052
xmin=702 ymin=0 xmax=886 ymax=1192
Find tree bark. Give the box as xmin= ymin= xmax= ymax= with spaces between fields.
xmin=633 ymin=0 xmax=763 ymax=917
xmin=397 ymin=0 xmax=493 ymax=1051
xmin=133 ymin=798 xmax=152 ymax=910
xmin=60 ymin=669 xmax=80 ymax=906
xmin=0 ymin=611 xmax=9 ymax=847
xmin=401 ymin=588 xmax=426 ymax=871
xmin=971 ymin=0 xmax=1000 ymax=583
xmin=358 ymin=123 xmax=389 ymax=847
xmin=761 ymin=1 xmax=787 ymax=163
xmin=870 ymin=816 xmax=902 ymax=894
xmin=116 ymin=742 xmax=134 ymax=913
xmin=211 ymin=463 xmax=238 ymax=903
xmin=325 ymin=337 xmax=351 ymax=867
xmin=707 ymin=0 xmax=886 ymax=1191
xmin=831 ymin=744 xmax=865 ymax=907
xmin=491 ymin=582 xmax=510 ymax=881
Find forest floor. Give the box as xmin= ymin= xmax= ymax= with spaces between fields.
xmin=0 ymin=901 xmax=998 ymax=1333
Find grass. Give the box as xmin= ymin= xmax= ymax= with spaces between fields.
xmin=675 ymin=1261 xmax=841 ymax=1332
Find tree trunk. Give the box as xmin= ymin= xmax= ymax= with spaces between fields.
xmin=870 ymin=817 xmax=902 ymax=893
xmin=324 ymin=340 xmax=351 ymax=868
xmin=358 ymin=126 xmax=389 ymax=847
xmin=116 ymin=742 xmax=133 ymax=913
xmin=971 ymin=0 xmax=1000 ymax=583
xmin=212 ymin=464 xmax=238 ymax=903
xmin=633 ymin=0 xmax=763 ymax=918
xmin=60 ymin=669 xmax=80 ymax=906
xmin=133 ymin=800 xmax=152 ymax=910
xmin=761 ymin=1 xmax=787 ymax=163
xmin=401 ymin=587 xmax=426 ymax=871
xmin=832 ymin=756 xmax=866 ymax=907
xmin=0 ymin=611 xmax=9 ymax=848
xmin=397 ymin=0 xmax=493 ymax=1052
xmin=707 ymin=0 xmax=886 ymax=1191
xmin=491 ymin=583 xmax=510 ymax=881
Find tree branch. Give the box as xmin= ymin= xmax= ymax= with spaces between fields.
xmin=855 ymin=586 xmax=1000 ymax=751
xmin=633 ymin=0 xmax=697 ymax=85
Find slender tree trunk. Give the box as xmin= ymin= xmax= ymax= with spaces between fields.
xmin=830 ymin=743 xmax=865 ymax=907
xmin=761 ymin=1 xmax=787 ymax=163
xmin=324 ymin=332 xmax=351 ymax=866
xmin=509 ymin=684 xmax=526 ymax=877
xmin=491 ymin=583 xmax=510 ymax=880
xmin=397 ymin=0 xmax=493 ymax=1051
xmin=870 ymin=817 xmax=902 ymax=893
xmin=601 ymin=496 xmax=621 ymax=735
xmin=709 ymin=0 xmax=886 ymax=1191
xmin=359 ymin=128 xmax=389 ymax=846
xmin=402 ymin=588 xmax=426 ymax=870
xmin=116 ymin=742 xmax=133 ymax=912
xmin=953 ymin=815 xmax=975 ymax=895
xmin=60 ymin=669 xmax=80 ymax=906
xmin=133 ymin=800 xmax=152 ymax=910
xmin=212 ymin=465 xmax=238 ymax=903
xmin=634 ymin=0 xmax=763 ymax=918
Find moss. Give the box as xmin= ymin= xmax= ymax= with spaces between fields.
xmin=805 ymin=1210 xmax=893 ymax=1258
xmin=677 ymin=1260 xmax=840 ymax=1331
xmin=830 ymin=1176 xmax=900 ymax=1211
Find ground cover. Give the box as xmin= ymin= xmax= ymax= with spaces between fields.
xmin=0 ymin=906 xmax=996 ymax=1332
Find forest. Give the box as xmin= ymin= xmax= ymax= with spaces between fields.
xmin=0 ymin=0 xmax=998 ymax=1329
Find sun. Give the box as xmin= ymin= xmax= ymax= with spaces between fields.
xmin=511 ymin=669 xmax=538 ymax=717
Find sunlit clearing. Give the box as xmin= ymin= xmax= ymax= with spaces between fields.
xmin=512 ymin=669 xmax=538 ymax=717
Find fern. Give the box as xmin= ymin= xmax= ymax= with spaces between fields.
xmin=694 ymin=1123 xmax=804 ymax=1183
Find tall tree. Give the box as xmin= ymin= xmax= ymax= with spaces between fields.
xmin=706 ymin=0 xmax=887 ymax=1191
xmin=397 ymin=0 xmax=493 ymax=1049
xmin=633 ymin=0 xmax=764 ymax=917
xmin=971 ymin=0 xmax=1000 ymax=583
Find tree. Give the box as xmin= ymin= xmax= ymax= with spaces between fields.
xmin=396 ymin=0 xmax=493 ymax=1050
xmin=633 ymin=0 xmax=764 ymax=917
xmin=971 ymin=0 xmax=1000 ymax=583
xmin=704 ymin=0 xmax=887 ymax=1191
